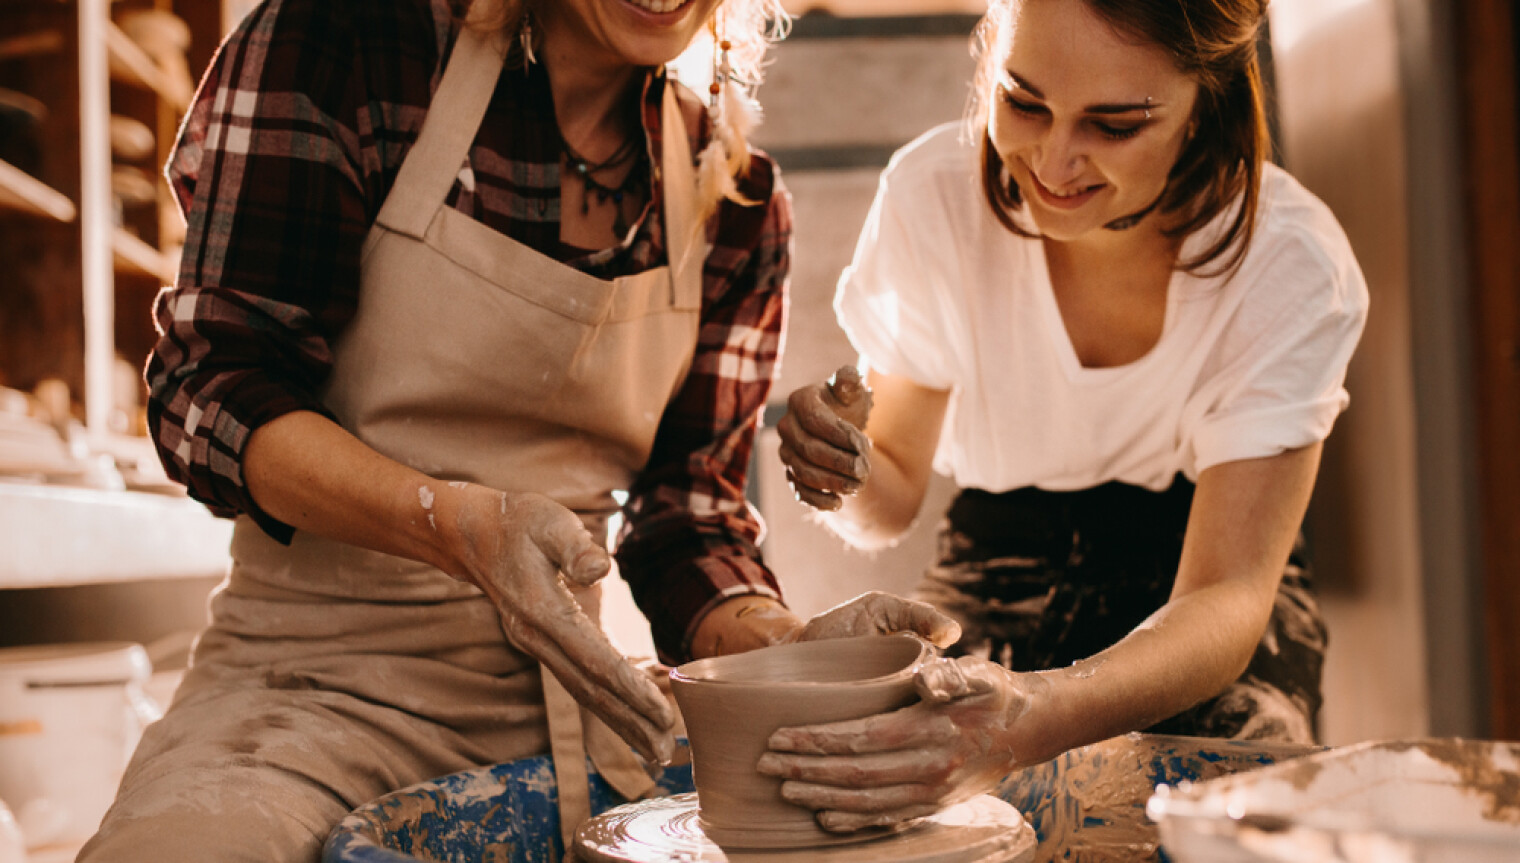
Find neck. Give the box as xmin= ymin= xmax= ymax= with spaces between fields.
xmin=535 ymin=11 xmax=643 ymax=160
xmin=1049 ymin=215 xmax=1179 ymax=273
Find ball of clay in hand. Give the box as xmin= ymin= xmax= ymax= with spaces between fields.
xmin=825 ymin=366 xmax=872 ymax=431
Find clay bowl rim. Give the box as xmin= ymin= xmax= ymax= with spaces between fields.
xmin=669 ymin=632 xmax=933 ymax=691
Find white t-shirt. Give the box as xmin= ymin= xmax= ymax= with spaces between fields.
xmin=835 ymin=123 xmax=1369 ymax=493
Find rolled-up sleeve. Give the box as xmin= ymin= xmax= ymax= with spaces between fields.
xmin=147 ymin=0 xmax=384 ymax=542
xmin=616 ymin=157 xmax=792 ymax=665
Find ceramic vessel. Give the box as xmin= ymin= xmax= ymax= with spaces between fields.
xmin=669 ymin=633 xmax=930 ymax=849
xmin=0 ymin=642 xmax=159 ymax=850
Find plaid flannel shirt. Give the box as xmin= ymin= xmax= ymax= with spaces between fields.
xmin=146 ymin=0 xmax=791 ymax=663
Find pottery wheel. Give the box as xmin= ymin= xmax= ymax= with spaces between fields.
xmin=574 ymin=793 xmax=1036 ymax=863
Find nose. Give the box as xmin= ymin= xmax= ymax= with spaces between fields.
xmin=1030 ymin=124 xmax=1086 ymax=190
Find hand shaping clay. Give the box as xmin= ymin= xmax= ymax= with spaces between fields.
xmin=670 ymin=634 xmax=928 ymax=849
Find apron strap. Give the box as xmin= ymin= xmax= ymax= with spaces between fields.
xmin=659 ymin=78 xmax=705 ymax=312
xmin=541 ymin=668 xmax=593 ymax=855
xmin=583 ymin=708 xmax=659 ymax=800
xmin=375 ymin=26 xmax=506 ymax=240
xmin=541 ymin=581 xmax=657 ymax=853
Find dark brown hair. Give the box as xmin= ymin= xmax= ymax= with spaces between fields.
xmin=967 ymin=0 xmax=1271 ymax=276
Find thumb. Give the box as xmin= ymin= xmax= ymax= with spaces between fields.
xmin=914 ymin=656 xmax=993 ymax=704
xmin=530 ymin=504 xmax=612 ymax=587
xmin=825 ymin=366 xmax=873 ymax=430
xmin=887 ymin=598 xmax=962 ymax=648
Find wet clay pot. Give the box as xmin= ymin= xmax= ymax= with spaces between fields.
xmin=669 ymin=633 xmax=930 ymax=850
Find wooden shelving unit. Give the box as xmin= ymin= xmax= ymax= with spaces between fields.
xmin=105 ymin=18 xmax=190 ymax=109
xmin=0 ymin=0 xmax=193 ymax=438
xmin=113 ymin=226 xmax=176 ymax=283
xmin=0 ymin=483 xmax=232 ymax=588
xmin=0 ymin=156 xmax=76 ymax=221
xmin=0 ymin=0 xmax=215 ymax=587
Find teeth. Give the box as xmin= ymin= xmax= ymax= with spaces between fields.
xmin=626 ymin=0 xmax=689 ymax=12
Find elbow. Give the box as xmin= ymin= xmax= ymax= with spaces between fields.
xmin=820 ymin=505 xmax=916 ymax=552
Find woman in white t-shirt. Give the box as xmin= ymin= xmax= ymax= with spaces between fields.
xmin=759 ymin=0 xmax=1368 ymax=832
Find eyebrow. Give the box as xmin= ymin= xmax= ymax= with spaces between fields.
xmin=1005 ymin=71 xmax=1158 ymax=115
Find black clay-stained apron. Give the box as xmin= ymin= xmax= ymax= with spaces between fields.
xmin=919 ymin=478 xmax=1328 ymax=744
xmin=81 ymin=27 xmax=703 ymax=863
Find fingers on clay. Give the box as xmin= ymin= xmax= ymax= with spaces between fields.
xmin=759 ymin=749 xmax=948 ymax=787
xmin=780 ymin=779 xmax=934 ymax=814
xmin=818 ymin=803 xmax=939 ymax=833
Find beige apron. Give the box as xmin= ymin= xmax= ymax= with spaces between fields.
xmin=82 ymin=27 xmax=702 ymax=863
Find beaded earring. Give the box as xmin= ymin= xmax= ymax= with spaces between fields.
xmin=693 ymin=11 xmax=759 ymax=229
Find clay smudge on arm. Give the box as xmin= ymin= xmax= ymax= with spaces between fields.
xmin=1066 ymin=658 xmax=1106 ymax=680
xmin=418 ymin=485 xmax=437 ymax=530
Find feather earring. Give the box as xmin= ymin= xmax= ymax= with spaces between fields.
xmin=693 ymin=18 xmax=760 ymax=229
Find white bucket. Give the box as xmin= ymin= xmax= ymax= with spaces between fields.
xmin=0 ymin=642 xmax=160 ymax=850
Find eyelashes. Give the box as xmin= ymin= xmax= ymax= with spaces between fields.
xmin=998 ymin=86 xmax=1145 ymax=142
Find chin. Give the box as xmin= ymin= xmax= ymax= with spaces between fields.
xmin=1024 ymin=207 xmax=1102 ymax=243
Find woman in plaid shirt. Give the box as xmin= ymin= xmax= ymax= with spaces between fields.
xmin=81 ymin=0 xmax=954 ymax=859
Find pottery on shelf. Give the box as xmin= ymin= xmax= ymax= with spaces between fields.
xmin=669 ymin=633 xmax=930 ymax=850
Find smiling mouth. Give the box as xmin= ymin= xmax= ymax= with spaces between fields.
xmin=1028 ymin=173 xmax=1104 ymax=209
xmin=624 ymin=0 xmax=692 ymax=13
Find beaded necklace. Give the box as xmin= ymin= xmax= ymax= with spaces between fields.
xmin=562 ymin=132 xmax=649 ymax=237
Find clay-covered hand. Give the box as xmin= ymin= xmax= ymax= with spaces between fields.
xmin=795 ymin=591 xmax=961 ymax=649
xmin=451 ymin=488 xmax=676 ymax=765
xmin=690 ymin=591 xmax=960 ymax=658
xmin=756 ymin=655 xmax=1040 ymax=832
xmin=777 ymin=365 xmax=873 ymax=511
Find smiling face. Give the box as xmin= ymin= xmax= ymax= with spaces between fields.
xmin=988 ymin=0 xmax=1200 ymax=243
xmin=541 ymin=0 xmax=725 ymax=72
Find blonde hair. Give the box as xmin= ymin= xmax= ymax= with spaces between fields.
xmin=467 ymin=0 xmax=785 ymax=84
xmin=466 ymin=0 xmax=790 ymax=219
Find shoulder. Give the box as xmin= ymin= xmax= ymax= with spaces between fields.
xmin=1226 ymin=164 xmax=1370 ymax=320
xmin=864 ymin=122 xmax=990 ymax=245
xmin=880 ymin=122 xmax=980 ymax=196
xmin=227 ymin=0 xmax=451 ymax=69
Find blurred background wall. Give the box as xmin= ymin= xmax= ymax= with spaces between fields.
xmin=682 ymin=0 xmax=1516 ymax=747
xmin=6 ymin=0 xmax=1514 ymax=749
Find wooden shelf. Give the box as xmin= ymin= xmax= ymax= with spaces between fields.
xmin=0 ymin=158 xmax=77 ymax=222
xmin=0 ymin=28 xmax=65 ymax=62
xmin=105 ymin=20 xmax=189 ymax=110
xmin=112 ymin=228 xmax=176 ymax=283
xmin=0 ymin=483 xmax=232 ymax=589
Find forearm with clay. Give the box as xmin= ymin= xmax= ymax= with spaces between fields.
xmin=243 ymin=410 xmax=677 ymax=764
xmin=245 ymin=411 xmax=472 ymax=573
xmin=758 ymin=447 xmax=1320 ymax=830
xmin=821 ymin=434 xmax=929 ymax=550
xmin=689 ymin=590 xmax=962 ymax=660
xmin=777 ymin=366 xmax=948 ymax=550
xmin=755 ymin=581 xmax=1272 ymax=831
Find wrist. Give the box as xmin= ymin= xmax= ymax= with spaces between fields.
xmin=1014 ymin=669 xmax=1080 ymax=765
xmin=690 ymin=594 xmax=802 ymax=659
xmin=420 ymin=480 xmax=499 ymax=583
